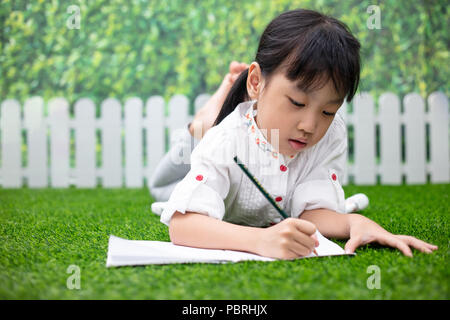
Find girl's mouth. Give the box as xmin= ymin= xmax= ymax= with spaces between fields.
xmin=288 ymin=139 xmax=307 ymax=150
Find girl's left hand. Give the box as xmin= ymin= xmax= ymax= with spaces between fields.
xmin=344 ymin=214 xmax=438 ymax=257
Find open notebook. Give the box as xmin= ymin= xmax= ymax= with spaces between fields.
xmin=106 ymin=230 xmax=354 ymax=267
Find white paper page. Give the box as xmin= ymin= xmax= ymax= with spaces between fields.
xmin=106 ymin=230 xmax=354 ymax=267
xmin=312 ymin=230 xmax=352 ymax=256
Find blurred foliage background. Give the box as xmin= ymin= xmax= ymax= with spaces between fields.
xmin=0 ymin=0 xmax=448 ymax=114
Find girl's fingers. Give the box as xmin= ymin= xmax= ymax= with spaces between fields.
xmin=291 ymin=229 xmax=316 ymax=251
xmin=344 ymin=236 xmax=362 ymax=254
xmin=405 ymin=236 xmax=433 ymax=252
xmin=229 ymin=61 xmax=240 ymax=72
xmin=229 ymin=61 xmax=249 ymax=74
xmin=406 ymin=235 xmax=437 ymax=249
xmin=241 ymin=62 xmax=249 ymax=69
xmin=287 ymin=240 xmax=314 ymax=258
xmin=346 ymin=233 xmax=415 ymax=257
xmin=345 ymin=233 xmax=438 ymax=257
xmin=294 ymin=219 xmax=317 ymax=236
xmin=378 ymin=234 xmax=413 ymax=257
xmin=395 ymin=235 xmax=438 ymax=253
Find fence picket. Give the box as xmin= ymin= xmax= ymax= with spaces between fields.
xmin=145 ymin=96 xmax=165 ymax=184
xmin=428 ymin=92 xmax=449 ymax=183
xmin=49 ymin=98 xmax=70 ymax=187
xmin=24 ymin=96 xmax=47 ymax=187
xmin=194 ymin=93 xmax=211 ymax=114
xmin=124 ymin=97 xmax=143 ymax=187
xmin=74 ymin=98 xmax=96 ymax=187
xmin=101 ymin=98 xmax=122 ymax=187
xmin=353 ymin=93 xmax=377 ymax=185
xmin=404 ymin=93 xmax=427 ymax=184
xmin=167 ymin=94 xmax=189 ymax=150
xmin=0 ymin=99 xmax=22 ymax=187
xmin=379 ymin=92 xmax=402 ymax=184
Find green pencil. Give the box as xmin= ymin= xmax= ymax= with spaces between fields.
xmin=233 ymin=155 xmax=318 ymax=256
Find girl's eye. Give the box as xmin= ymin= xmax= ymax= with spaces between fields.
xmin=289 ymin=98 xmax=305 ymax=107
xmin=289 ymin=97 xmax=335 ymax=116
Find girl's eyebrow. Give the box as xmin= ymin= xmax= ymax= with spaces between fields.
xmin=327 ymin=97 xmax=344 ymax=104
xmin=291 ymin=83 xmax=344 ymax=104
xmin=291 ymin=89 xmax=344 ymax=105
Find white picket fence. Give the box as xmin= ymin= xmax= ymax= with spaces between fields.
xmin=0 ymin=91 xmax=448 ymax=188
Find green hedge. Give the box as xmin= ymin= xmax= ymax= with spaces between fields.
xmin=1 ymin=0 xmax=448 ymax=112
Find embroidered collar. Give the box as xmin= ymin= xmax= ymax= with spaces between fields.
xmin=243 ymin=101 xmax=298 ymax=165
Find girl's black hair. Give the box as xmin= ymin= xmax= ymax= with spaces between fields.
xmin=213 ymin=8 xmax=361 ymax=126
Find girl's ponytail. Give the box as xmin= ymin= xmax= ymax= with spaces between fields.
xmin=212 ymin=68 xmax=249 ymax=127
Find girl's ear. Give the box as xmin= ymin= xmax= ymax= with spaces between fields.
xmin=246 ymin=62 xmax=264 ymax=100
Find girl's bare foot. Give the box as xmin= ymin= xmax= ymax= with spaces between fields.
xmin=189 ymin=61 xmax=249 ymax=139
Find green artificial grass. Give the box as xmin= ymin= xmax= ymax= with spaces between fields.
xmin=0 ymin=184 xmax=448 ymax=299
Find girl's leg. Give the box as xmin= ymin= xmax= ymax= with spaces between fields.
xmin=189 ymin=61 xmax=249 ymax=139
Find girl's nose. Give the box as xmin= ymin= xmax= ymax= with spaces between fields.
xmin=296 ymin=113 xmax=316 ymax=135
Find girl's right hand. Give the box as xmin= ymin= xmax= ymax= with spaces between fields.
xmin=255 ymin=218 xmax=319 ymax=259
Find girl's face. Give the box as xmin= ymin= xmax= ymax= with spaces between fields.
xmin=246 ymin=62 xmax=344 ymax=156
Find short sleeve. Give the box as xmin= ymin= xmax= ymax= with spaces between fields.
xmin=290 ymin=115 xmax=348 ymax=217
xmin=160 ymin=126 xmax=233 ymax=226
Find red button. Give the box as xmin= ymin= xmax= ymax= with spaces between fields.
xmin=270 ymin=222 xmax=276 ymax=226
xmin=275 ymin=196 xmax=282 ymax=202
xmin=331 ymin=173 xmax=337 ymax=181
xmin=280 ymin=165 xmax=287 ymax=172
xmin=196 ymin=175 xmax=203 ymax=181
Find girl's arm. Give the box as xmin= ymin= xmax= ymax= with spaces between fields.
xmin=300 ymin=209 xmax=438 ymax=256
xmin=169 ymin=211 xmax=319 ymax=260
xmin=300 ymin=209 xmax=351 ymax=239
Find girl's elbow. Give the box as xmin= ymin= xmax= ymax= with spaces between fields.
xmin=168 ymin=211 xmax=184 ymax=245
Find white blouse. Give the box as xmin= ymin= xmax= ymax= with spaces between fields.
xmin=160 ymin=100 xmax=348 ymax=228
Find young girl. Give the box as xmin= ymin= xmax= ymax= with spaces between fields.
xmin=155 ymin=9 xmax=438 ymax=259
xmin=150 ymin=62 xmax=369 ymax=211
